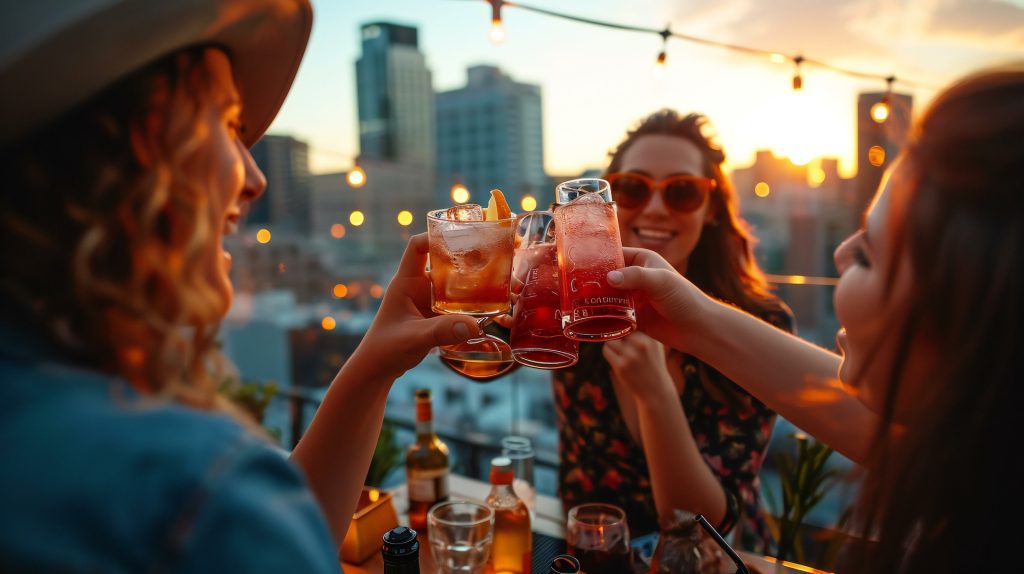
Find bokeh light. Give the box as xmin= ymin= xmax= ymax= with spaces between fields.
xmin=333 ymin=284 xmax=348 ymax=298
xmin=256 ymin=228 xmax=271 ymax=244
xmin=330 ymin=223 xmax=346 ymax=238
xmin=321 ymin=316 xmax=336 ymax=330
xmin=451 ymin=184 xmax=470 ymax=204
xmin=754 ymin=182 xmax=770 ymax=198
xmin=397 ymin=210 xmax=413 ymax=226
xmin=349 ymin=211 xmax=365 ymax=226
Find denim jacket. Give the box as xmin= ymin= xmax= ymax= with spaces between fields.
xmin=0 ymin=323 xmax=341 ymax=573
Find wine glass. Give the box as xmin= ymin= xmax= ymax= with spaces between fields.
xmin=427 ymin=207 xmax=517 ymax=380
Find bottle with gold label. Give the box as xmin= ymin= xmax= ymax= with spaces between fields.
xmin=406 ymin=388 xmax=449 ymax=531
xmin=486 ymin=457 xmax=532 ymax=574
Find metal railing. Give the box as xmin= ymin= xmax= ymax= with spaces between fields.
xmin=258 ymin=381 xmax=558 ymax=481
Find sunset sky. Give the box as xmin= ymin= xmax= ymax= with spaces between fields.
xmin=268 ymin=0 xmax=1024 ymax=178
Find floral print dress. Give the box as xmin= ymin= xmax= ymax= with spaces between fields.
xmin=552 ymin=308 xmax=794 ymax=553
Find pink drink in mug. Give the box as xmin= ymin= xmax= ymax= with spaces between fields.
xmin=553 ymin=178 xmax=636 ymax=341
xmin=509 ymin=216 xmax=578 ymax=368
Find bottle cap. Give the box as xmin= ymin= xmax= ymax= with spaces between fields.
xmin=489 ymin=456 xmax=514 ymax=485
xmin=549 ymin=554 xmax=581 ymax=573
xmin=382 ymin=526 xmax=419 ymax=564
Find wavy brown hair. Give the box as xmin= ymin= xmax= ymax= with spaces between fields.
xmin=0 ymin=47 xmax=232 ymax=407
xmin=849 ymin=64 xmax=1024 ymax=573
xmin=606 ymin=110 xmax=777 ymax=314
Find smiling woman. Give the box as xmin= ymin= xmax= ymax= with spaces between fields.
xmin=552 ymin=109 xmax=795 ymax=552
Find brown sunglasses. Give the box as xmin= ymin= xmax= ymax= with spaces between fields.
xmin=606 ymin=172 xmax=716 ymax=213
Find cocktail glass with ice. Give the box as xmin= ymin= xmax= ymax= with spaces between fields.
xmin=553 ymin=178 xmax=636 ymax=341
xmin=427 ymin=204 xmax=516 ymax=379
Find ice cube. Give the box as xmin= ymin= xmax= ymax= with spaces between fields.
xmin=445 ymin=204 xmax=484 ymax=221
xmin=571 ymin=191 xmax=605 ymax=205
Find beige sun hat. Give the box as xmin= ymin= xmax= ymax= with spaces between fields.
xmin=0 ymin=0 xmax=312 ymax=148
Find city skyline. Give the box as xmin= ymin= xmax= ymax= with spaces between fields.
xmin=266 ymin=0 xmax=1024 ymax=178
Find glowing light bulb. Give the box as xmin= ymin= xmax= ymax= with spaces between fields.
xmin=347 ymin=165 xmax=366 ymax=188
xmin=490 ymin=20 xmax=505 ymax=43
xmin=870 ymin=99 xmax=890 ymax=123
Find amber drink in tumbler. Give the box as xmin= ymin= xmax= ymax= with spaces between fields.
xmin=553 ymin=179 xmax=636 ymax=341
xmin=427 ymin=205 xmax=516 ymax=379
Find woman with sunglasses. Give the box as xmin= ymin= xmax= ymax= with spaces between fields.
xmin=553 ymin=110 xmax=794 ymax=550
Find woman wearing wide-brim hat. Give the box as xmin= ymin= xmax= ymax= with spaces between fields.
xmin=0 ymin=1 xmax=479 ymax=570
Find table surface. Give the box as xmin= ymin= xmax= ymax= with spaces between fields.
xmin=341 ymin=475 xmax=830 ymax=574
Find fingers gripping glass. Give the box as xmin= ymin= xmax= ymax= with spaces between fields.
xmin=606 ymin=172 xmax=716 ymax=213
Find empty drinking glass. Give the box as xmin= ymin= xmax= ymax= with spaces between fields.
xmin=500 ymin=435 xmax=536 ymax=515
xmin=428 ymin=500 xmax=495 ymax=574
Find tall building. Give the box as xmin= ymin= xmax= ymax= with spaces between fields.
xmin=249 ymin=134 xmax=312 ymax=234
xmin=356 ymin=22 xmax=435 ymax=168
xmin=855 ymin=91 xmax=912 ymax=217
xmin=733 ymin=151 xmax=858 ymax=346
xmin=436 ymin=65 xmax=547 ymax=210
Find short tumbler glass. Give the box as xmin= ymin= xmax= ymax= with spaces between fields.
xmin=428 ymin=500 xmax=495 ymax=574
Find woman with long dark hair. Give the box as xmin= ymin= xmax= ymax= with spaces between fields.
xmin=554 ymin=110 xmax=793 ymax=550
xmin=609 ymin=64 xmax=1024 ymax=572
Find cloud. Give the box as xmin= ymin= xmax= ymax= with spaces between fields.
xmin=667 ymin=0 xmax=1023 ymax=71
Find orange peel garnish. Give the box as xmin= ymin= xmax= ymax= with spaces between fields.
xmin=486 ymin=188 xmax=512 ymax=221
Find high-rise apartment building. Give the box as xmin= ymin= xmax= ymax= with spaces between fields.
xmin=356 ymin=22 xmax=435 ymax=167
xmin=436 ymin=65 xmax=547 ymax=210
xmin=855 ymin=91 xmax=912 ymax=217
xmin=249 ymin=134 xmax=312 ymax=235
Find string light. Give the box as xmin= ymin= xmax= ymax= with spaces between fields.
xmin=465 ymin=1 xmax=939 ymax=94
xmin=397 ymin=210 xmax=414 ymax=226
xmin=792 ymin=55 xmax=804 ymax=91
xmin=256 ymin=228 xmax=272 ymax=244
xmin=349 ymin=210 xmax=365 ymax=226
xmin=347 ymin=164 xmax=367 ymax=188
xmin=521 ymin=195 xmax=537 ymax=211
xmin=653 ymin=26 xmax=670 ymax=77
xmin=489 ymin=0 xmax=505 ymax=43
xmin=871 ymin=75 xmax=896 ymax=124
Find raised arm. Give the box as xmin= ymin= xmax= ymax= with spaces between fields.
xmin=609 ymin=248 xmax=877 ymax=465
xmin=289 ymin=234 xmax=478 ymax=547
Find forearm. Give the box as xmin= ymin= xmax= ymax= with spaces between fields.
xmin=687 ymin=299 xmax=876 ymax=464
xmin=289 ymin=349 xmax=394 ymax=547
xmin=636 ymin=389 xmax=728 ymax=527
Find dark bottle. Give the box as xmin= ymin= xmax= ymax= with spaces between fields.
xmin=382 ymin=526 xmax=420 ymax=574
xmin=549 ymin=554 xmax=581 ymax=574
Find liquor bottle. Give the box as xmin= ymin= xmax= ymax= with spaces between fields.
xmin=406 ymin=388 xmax=449 ymax=531
xmin=381 ymin=526 xmax=420 ymax=574
xmin=486 ymin=457 xmax=532 ymax=574
xmin=548 ymin=554 xmax=581 ymax=574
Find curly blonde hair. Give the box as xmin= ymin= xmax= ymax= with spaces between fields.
xmin=1 ymin=47 xmax=233 ymax=407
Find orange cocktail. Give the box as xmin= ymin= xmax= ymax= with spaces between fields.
xmin=427 ymin=206 xmax=515 ymax=316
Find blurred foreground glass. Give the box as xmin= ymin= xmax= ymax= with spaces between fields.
xmin=428 ymin=500 xmax=495 ymax=574
xmin=509 ymin=211 xmax=579 ymax=369
xmin=500 ymin=435 xmax=536 ymax=516
xmin=427 ymin=207 xmax=516 ymax=380
xmin=566 ymin=503 xmax=632 ymax=574
xmin=553 ymin=179 xmax=636 ymax=341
